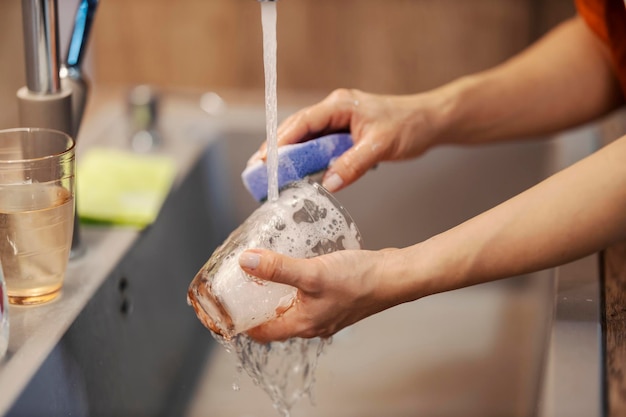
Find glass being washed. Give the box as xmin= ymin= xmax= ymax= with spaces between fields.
xmin=187 ymin=179 xmax=363 ymax=339
xmin=0 ymin=128 xmax=75 ymax=305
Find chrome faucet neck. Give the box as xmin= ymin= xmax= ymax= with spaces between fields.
xmin=21 ymin=0 xmax=61 ymax=94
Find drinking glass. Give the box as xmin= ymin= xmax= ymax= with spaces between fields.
xmin=188 ymin=179 xmax=363 ymax=339
xmin=0 ymin=128 xmax=75 ymax=305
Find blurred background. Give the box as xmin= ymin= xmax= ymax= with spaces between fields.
xmin=0 ymin=0 xmax=575 ymax=130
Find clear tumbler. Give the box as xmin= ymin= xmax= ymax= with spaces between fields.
xmin=188 ymin=179 xmax=363 ymax=339
xmin=0 ymin=128 xmax=75 ymax=305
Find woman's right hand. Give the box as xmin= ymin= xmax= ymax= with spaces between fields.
xmin=249 ymin=88 xmax=447 ymax=192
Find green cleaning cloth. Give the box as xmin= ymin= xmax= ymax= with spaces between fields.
xmin=77 ymin=148 xmax=176 ymax=228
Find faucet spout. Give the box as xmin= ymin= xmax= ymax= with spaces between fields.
xmin=21 ymin=0 xmax=61 ymax=94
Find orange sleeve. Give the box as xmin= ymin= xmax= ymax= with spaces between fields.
xmin=576 ymin=0 xmax=626 ymax=100
xmin=575 ymin=0 xmax=609 ymax=43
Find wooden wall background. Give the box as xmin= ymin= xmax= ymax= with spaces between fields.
xmin=0 ymin=1 xmax=27 ymax=130
xmin=1 ymin=0 xmax=574 ymax=129
xmin=90 ymin=0 xmax=574 ymax=94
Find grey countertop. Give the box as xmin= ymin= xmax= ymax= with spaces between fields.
xmin=0 ymin=92 xmax=220 ymax=415
xmin=0 ymin=227 xmax=139 ymax=416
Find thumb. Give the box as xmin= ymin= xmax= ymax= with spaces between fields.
xmin=238 ymin=249 xmax=315 ymax=291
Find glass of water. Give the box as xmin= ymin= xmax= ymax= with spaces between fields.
xmin=0 ymin=128 xmax=75 ymax=305
xmin=187 ymin=179 xmax=363 ymax=340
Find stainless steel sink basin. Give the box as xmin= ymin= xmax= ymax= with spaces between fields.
xmin=3 ymin=91 xmax=602 ymax=417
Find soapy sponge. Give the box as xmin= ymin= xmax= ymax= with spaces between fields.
xmin=241 ymin=133 xmax=353 ymax=202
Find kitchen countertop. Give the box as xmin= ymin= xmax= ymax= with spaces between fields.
xmin=0 ymin=87 xmax=314 ymax=415
xmin=0 ymin=227 xmax=139 ymax=416
xmin=0 ymin=88 xmax=215 ymax=415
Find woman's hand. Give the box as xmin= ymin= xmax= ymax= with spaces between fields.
xmin=238 ymin=247 xmax=408 ymax=342
xmin=248 ymin=18 xmax=623 ymax=194
xmin=249 ymin=89 xmax=445 ymax=192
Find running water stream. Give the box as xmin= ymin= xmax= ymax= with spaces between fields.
xmin=216 ymin=3 xmax=329 ymax=417
xmin=262 ymin=1 xmax=279 ymax=203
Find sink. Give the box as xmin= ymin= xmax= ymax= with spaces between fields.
xmin=184 ymin=134 xmax=546 ymax=417
xmin=184 ymin=119 xmax=602 ymax=416
xmin=2 ymin=91 xmax=603 ymax=417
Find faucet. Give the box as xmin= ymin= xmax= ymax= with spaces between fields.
xmin=18 ymin=0 xmax=99 ymax=259
xmin=18 ymin=0 xmax=72 ymax=134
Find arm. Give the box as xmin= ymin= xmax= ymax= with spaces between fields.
xmin=240 ymin=133 xmax=626 ymax=341
xmin=436 ymin=16 xmax=623 ymax=144
xmin=251 ymin=16 xmax=622 ymax=192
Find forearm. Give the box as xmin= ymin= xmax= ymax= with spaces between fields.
xmin=428 ymin=17 xmax=623 ymax=145
xmin=392 ymin=134 xmax=626 ymax=302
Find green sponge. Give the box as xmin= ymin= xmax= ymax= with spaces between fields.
xmin=77 ymin=148 xmax=176 ymax=228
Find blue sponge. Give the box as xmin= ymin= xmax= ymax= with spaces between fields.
xmin=242 ymin=133 xmax=353 ymax=202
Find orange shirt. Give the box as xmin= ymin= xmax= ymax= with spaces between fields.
xmin=576 ymin=0 xmax=626 ymax=97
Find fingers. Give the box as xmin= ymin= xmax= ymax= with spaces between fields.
xmin=247 ymin=322 xmax=288 ymax=343
xmin=246 ymin=145 xmax=266 ymax=166
xmin=246 ymin=311 xmax=308 ymax=343
xmin=279 ymin=89 xmax=357 ymax=144
xmin=249 ymin=89 xmax=359 ymax=165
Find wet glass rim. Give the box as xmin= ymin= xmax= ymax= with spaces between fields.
xmin=0 ymin=127 xmax=75 ymax=164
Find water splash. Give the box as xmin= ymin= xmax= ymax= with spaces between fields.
xmin=214 ymin=332 xmax=329 ymax=417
